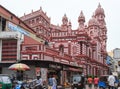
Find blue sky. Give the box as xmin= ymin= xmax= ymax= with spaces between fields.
xmin=0 ymin=0 xmax=120 ymax=52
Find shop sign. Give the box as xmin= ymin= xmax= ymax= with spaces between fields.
xmin=7 ymin=22 xmax=29 ymax=36
xmin=69 ymin=67 xmax=82 ymax=72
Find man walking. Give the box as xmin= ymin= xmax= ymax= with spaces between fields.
xmin=81 ymin=74 xmax=85 ymax=89
xmin=48 ymin=75 xmax=53 ymax=89
xmin=108 ymin=73 xmax=115 ymax=89
xmin=87 ymin=76 xmax=93 ymax=89
xmin=35 ymin=76 xmax=43 ymax=89
xmin=93 ymin=76 xmax=99 ymax=89
xmin=52 ymin=75 xmax=57 ymax=89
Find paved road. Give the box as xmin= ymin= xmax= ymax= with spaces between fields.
xmin=64 ymin=85 xmax=120 ymax=89
xmin=64 ymin=85 xmax=95 ymax=89
xmin=64 ymin=85 xmax=107 ymax=89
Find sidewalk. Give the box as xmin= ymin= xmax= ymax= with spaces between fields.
xmin=64 ymin=85 xmax=120 ymax=89
xmin=57 ymin=85 xmax=71 ymax=89
xmin=57 ymin=85 xmax=87 ymax=89
xmin=63 ymin=84 xmax=95 ymax=89
xmin=58 ymin=84 xmax=110 ymax=89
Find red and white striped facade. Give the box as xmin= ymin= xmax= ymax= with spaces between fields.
xmin=20 ymin=3 xmax=108 ymax=76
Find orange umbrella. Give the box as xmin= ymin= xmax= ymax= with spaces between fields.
xmin=8 ymin=63 xmax=30 ymax=71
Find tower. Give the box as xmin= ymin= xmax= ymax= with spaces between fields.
xmin=95 ymin=3 xmax=107 ymax=52
xmin=95 ymin=3 xmax=106 ymax=26
xmin=61 ymin=14 xmax=68 ymax=31
xmin=78 ymin=11 xmax=85 ymax=29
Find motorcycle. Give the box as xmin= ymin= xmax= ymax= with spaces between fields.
xmin=14 ymin=81 xmax=27 ymax=89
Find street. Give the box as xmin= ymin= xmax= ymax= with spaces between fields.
xmin=64 ymin=85 xmax=120 ymax=89
xmin=64 ymin=85 xmax=96 ymax=89
xmin=64 ymin=85 xmax=95 ymax=89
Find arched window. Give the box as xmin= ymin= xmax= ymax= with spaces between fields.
xmin=36 ymin=18 xmax=39 ymax=23
xmin=59 ymin=45 xmax=64 ymax=53
xmin=90 ymin=31 xmax=93 ymax=36
xmin=32 ymin=19 xmax=35 ymax=24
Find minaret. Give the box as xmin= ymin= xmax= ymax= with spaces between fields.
xmin=95 ymin=3 xmax=107 ymax=52
xmin=95 ymin=3 xmax=106 ymax=26
xmin=61 ymin=14 xmax=68 ymax=30
xmin=62 ymin=14 xmax=68 ymax=25
xmin=78 ymin=11 xmax=85 ymax=29
xmin=68 ymin=20 xmax=72 ymax=34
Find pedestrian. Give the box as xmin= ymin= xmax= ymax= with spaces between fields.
xmin=85 ymin=75 xmax=88 ymax=85
xmin=11 ymin=74 xmax=16 ymax=88
xmin=114 ymin=76 xmax=119 ymax=89
xmin=98 ymin=77 xmax=106 ymax=89
xmin=108 ymin=72 xmax=115 ymax=89
xmin=80 ymin=73 xmax=85 ymax=89
xmin=87 ymin=76 xmax=93 ymax=89
xmin=11 ymin=74 xmax=15 ymax=83
xmin=16 ymin=70 xmax=21 ymax=81
xmin=48 ymin=75 xmax=53 ymax=89
xmin=52 ymin=75 xmax=57 ymax=89
xmin=35 ymin=75 xmax=43 ymax=89
xmin=93 ymin=76 xmax=99 ymax=89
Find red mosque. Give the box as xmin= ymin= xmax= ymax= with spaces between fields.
xmin=0 ymin=3 xmax=108 ymax=85
xmin=20 ymin=3 xmax=108 ymax=75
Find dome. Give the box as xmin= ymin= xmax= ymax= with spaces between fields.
xmin=88 ymin=15 xmax=99 ymax=26
xmin=78 ymin=11 xmax=85 ymax=22
xmin=95 ymin=3 xmax=105 ymax=16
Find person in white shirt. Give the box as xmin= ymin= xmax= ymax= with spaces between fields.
xmin=52 ymin=75 xmax=57 ymax=89
xmin=108 ymin=73 xmax=115 ymax=89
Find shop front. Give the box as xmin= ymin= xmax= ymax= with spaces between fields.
xmin=62 ymin=65 xmax=83 ymax=85
xmin=48 ymin=63 xmax=62 ymax=85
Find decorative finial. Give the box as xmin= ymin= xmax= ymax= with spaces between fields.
xmin=98 ymin=3 xmax=101 ymax=8
xmin=31 ymin=9 xmax=33 ymax=13
xmin=80 ymin=11 xmax=83 ymax=16
xmin=40 ymin=6 xmax=42 ymax=10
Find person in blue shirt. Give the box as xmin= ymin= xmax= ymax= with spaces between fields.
xmin=98 ymin=76 xmax=106 ymax=89
xmin=48 ymin=75 xmax=53 ymax=89
xmin=35 ymin=76 xmax=43 ymax=89
xmin=52 ymin=75 xmax=57 ymax=89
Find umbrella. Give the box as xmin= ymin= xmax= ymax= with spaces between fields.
xmin=8 ymin=63 xmax=30 ymax=71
